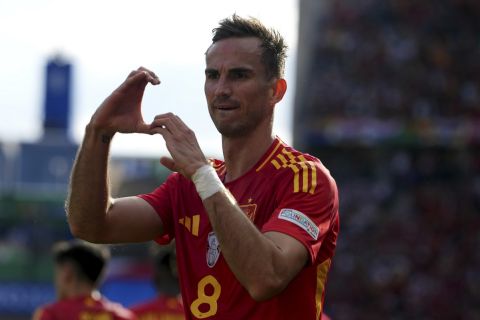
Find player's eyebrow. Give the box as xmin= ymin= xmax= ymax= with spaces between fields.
xmin=205 ymin=68 xmax=217 ymax=74
xmin=205 ymin=67 xmax=254 ymax=74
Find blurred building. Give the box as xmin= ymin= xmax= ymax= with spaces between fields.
xmin=0 ymin=57 xmax=76 ymax=198
xmin=0 ymin=56 xmax=168 ymax=318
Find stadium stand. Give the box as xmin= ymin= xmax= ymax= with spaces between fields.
xmin=295 ymin=0 xmax=480 ymax=318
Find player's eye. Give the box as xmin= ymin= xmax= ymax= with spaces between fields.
xmin=231 ymin=71 xmax=247 ymax=79
xmin=205 ymin=71 xmax=219 ymax=80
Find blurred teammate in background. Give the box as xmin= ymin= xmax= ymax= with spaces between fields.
xmin=32 ymin=240 xmax=136 ymax=320
xmin=67 ymin=14 xmax=339 ymax=319
xmin=130 ymin=244 xmax=184 ymax=320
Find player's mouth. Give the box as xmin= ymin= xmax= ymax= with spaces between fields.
xmin=212 ymin=98 xmax=240 ymax=111
xmin=215 ymin=105 xmax=238 ymax=110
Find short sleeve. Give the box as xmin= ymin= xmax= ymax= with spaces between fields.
xmin=261 ymin=161 xmax=339 ymax=263
xmin=137 ymin=173 xmax=180 ymax=244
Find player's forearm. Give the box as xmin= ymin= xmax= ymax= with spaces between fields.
xmin=66 ymin=125 xmax=114 ymax=242
xmin=203 ymin=191 xmax=290 ymax=301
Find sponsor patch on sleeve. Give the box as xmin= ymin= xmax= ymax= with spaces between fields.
xmin=278 ymin=208 xmax=319 ymax=240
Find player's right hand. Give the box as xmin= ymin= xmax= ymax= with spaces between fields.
xmin=88 ymin=67 xmax=160 ymax=137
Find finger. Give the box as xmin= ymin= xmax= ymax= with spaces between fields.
xmin=150 ymin=114 xmax=182 ymax=135
xmin=170 ymin=115 xmax=197 ymax=141
xmin=118 ymin=71 xmax=149 ymax=93
xmin=160 ymin=156 xmax=177 ymax=172
xmin=155 ymin=113 xmax=192 ymax=135
xmin=149 ymin=125 xmax=173 ymax=139
xmin=150 ymin=117 xmax=171 ymax=132
xmin=125 ymin=70 xmax=149 ymax=84
xmin=137 ymin=66 xmax=161 ymax=85
xmin=136 ymin=122 xmax=151 ymax=134
xmin=124 ymin=68 xmax=160 ymax=86
xmin=153 ymin=112 xmax=175 ymax=121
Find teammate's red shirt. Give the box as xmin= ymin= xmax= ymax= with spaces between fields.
xmin=139 ymin=137 xmax=340 ymax=320
xmin=130 ymin=295 xmax=185 ymax=320
xmin=33 ymin=294 xmax=136 ymax=320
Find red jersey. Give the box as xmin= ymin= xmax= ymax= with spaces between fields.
xmin=139 ymin=137 xmax=339 ymax=320
xmin=130 ymin=295 xmax=185 ymax=320
xmin=33 ymin=294 xmax=136 ymax=320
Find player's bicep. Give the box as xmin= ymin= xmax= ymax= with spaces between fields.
xmin=264 ymin=231 xmax=309 ymax=281
xmin=102 ymin=196 xmax=164 ymax=243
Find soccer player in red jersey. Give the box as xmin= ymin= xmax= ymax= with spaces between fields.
xmin=67 ymin=14 xmax=339 ymax=319
xmin=130 ymin=246 xmax=185 ymax=320
xmin=32 ymin=241 xmax=136 ymax=320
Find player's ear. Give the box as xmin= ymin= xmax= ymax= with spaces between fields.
xmin=61 ymin=262 xmax=76 ymax=283
xmin=270 ymin=78 xmax=287 ymax=105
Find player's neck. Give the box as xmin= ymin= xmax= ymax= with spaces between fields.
xmin=64 ymin=283 xmax=97 ymax=300
xmin=222 ymin=127 xmax=274 ymax=183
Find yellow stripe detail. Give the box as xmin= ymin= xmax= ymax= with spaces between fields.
xmin=271 ymin=159 xmax=281 ymax=170
xmin=277 ymin=154 xmax=289 ymax=168
xmin=316 ymin=259 xmax=332 ymax=320
xmin=290 ymin=164 xmax=300 ymax=193
xmin=192 ymin=215 xmax=200 ymax=236
xmin=256 ymin=140 xmax=282 ymax=172
xmin=309 ymin=162 xmax=317 ymax=194
xmin=270 ymin=148 xmax=318 ymax=194
xmin=282 ymin=148 xmax=297 ymax=163
xmin=299 ymin=162 xmax=308 ymax=193
xmin=296 ymin=155 xmax=308 ymax=192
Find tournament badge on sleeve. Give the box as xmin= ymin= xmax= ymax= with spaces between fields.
xmin=206 ymin=232 xmax=221 ymax=268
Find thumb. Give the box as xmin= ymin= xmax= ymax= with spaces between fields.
xmin=160 ymin=156 xmax=177 ymax=172
xmin=136 ymin=122 xmax=151 ymax=134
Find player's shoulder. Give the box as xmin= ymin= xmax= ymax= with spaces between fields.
xmin=259 ymin=138 xmax=336 ymax=195
xmin=32 ymin=300 xmax=68 ymax=320
xmin=97 ymin=295 xmax=137 ymax=319
xmin=265 ymin=138 xmax=330 ymax=176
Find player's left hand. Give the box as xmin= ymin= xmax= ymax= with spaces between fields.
xmin=149 ymin=113 xmax=209 ymax=179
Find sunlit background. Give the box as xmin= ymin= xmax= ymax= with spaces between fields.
xmin=0 ymin=0 xmax=298 ymax=158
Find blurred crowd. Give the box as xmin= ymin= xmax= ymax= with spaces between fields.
xmin=320 ymin=147 xmax=480 ymax=319
xmin=305 ymin=0 xmax=480 ymax=144
xmin=306 ymin=0 xmax=480 ymax=318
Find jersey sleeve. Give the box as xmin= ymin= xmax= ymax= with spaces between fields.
xmin=137 ymin=173 xmax=180 ymax=244
xmin=261 ymin=160 xmax=339 ymax=263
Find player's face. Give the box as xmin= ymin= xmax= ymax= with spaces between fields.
xmin=204 ymin=37 xmax=276 ymax=137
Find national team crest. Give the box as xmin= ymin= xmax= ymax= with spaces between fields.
xmin=206 ymin=232 xmax=221 ymax=268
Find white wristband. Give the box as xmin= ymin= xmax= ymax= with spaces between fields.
xmin=192 ymin=164 xmax=225 ymax=200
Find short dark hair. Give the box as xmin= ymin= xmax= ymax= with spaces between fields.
xmin=53 ymin=240 xmax=110 ymax=286
xmin=211 ymin=14 xmax=288 ymax=80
